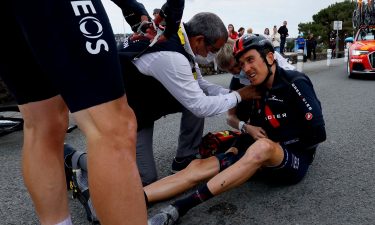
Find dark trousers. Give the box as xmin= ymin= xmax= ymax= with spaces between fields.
xmin=280 ymin=37 xmax=286 ymax=53
xmin=307 ymin=47 xmax=316 ymax=60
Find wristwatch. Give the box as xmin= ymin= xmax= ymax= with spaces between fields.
xmin=238 ymin=121 xmax=247 ymax=133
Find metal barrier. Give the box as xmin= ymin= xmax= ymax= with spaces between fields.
xmin=327 ymin=49 xmax=332 ymax=66
xmin=344 ymin=48 xmax=348 ymax=62
xmin=296 ymin=49 xmax=304 ymax=72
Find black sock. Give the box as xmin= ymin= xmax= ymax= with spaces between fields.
xmin=172 ymin=183 xmax=214 ymax=216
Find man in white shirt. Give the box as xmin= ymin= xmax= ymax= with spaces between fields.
xmin=119 ymin=12 xmax=258 ymax=185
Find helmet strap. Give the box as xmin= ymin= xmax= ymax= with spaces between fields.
xmin=260 ymin=52 xmax=275 ymax=87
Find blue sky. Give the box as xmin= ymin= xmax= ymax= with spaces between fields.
xmin=102 ymin=0 xmax=347 ymax=38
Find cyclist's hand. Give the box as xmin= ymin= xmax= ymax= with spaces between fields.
xmin=244 ymin=125 xmax=267 ymax=140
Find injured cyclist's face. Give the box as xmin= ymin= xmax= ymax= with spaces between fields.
xmin=239 ymin=49 xmax=270 ymax=86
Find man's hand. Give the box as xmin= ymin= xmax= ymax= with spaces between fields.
xmin=236 ymin=85 xmax=261 ymax=101
xmin=129 ymin=17 xmax=167 ymax=43
xmin=244 ymin=125 xmax=267 ymax=140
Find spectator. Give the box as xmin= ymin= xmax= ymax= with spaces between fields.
xmin=147 ymin=34 xmax=326 ymax=225
xmin=0 ymin=0 xmax=156 ymax=224
xmin=228 ymin=23 xmax=239 ymax=40
xmin=119 ymin=12 xmax=258 ymax=185
xmin=344 ymin=36 xmax=354 ymax=49
xmin=153 ymin=8 xmax=161 ymax=19
xmin=306 ymin=33 xmax=317 ymax=61
xmin=238 ymin=27 xmax=245 ymax=38
xmin=247 ymin=27 xmax=254 ymax=35
xmin=278 ymin=20 xmax=289 ymax=54
xmin=263 ymin=27 xmax=271 ymax=41
xmin=271 ymin=25 xmax=281 ymax=53
xmin=329 ymin=37 xmax=336 ymax=58
xmin=296 ymin=34 xmax=306 ymax=51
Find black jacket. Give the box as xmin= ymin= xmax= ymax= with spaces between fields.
xmin=278 ymin=25 xmax=289 ymax=38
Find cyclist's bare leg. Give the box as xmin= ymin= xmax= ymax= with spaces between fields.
xmin=73 ymin=95 xmax=147 ymax=225
xmin=144 ymin=156 xmax=220 ymax=203
xmin=207 ymin=138 xmax=284 ymax=195
xmin=19 ymin=95 xmax=70 ymax=224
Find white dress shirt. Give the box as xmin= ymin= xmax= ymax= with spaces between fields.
xmin=132 ymin=24 xmax=241 ymax=117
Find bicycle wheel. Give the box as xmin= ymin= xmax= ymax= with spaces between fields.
xmin=0 ymin=104 xmax=24 ymax=137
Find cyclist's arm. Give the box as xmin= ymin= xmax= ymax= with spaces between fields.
xmin=161 ymin=0 xmax=185 ymax=38
xmin=111 ymin=0 xmax=151 ymax=32
xmin=292 ymin=78 xmax=326 ymax=148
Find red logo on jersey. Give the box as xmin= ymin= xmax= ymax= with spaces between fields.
xmin=264 ymin=105 xmax=280 ymax=128
xmin=305 ymin=113 xmax=313 ymax=120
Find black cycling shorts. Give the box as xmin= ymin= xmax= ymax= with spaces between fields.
xmin=0 ymin=0 xmax=125 ymax=112
xmin=231 ymin=134 xmax=316 ymax=185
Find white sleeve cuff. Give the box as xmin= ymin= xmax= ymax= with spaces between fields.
xmin=233 ymin=91 xmax=242 ymax=103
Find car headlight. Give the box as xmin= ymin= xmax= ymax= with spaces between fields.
xmin=352 ymin=50 xmax=369 ymax=55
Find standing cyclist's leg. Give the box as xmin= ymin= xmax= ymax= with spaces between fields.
xmin=0 ymin=2 xmax=72 ymax=223
xmin=50 ymin=0 xmax=146 ymax=223
xmin=20 ymin=96 xmax=70 ymax=224
xmin=73 ymin=96 xmax=146 ymax=224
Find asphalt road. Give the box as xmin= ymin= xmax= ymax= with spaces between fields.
xmin=1 ymin=58 xmax=374 ymax=224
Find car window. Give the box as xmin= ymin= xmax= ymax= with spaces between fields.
xmin=367 ymin=35 xmax=375 ymax=40
xmin=357 ymin=28 xmax=375 ymax=41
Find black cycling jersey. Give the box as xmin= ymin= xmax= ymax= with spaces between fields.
xmin=228 ymin=67 xmax=325 ymax=184
xmin=251 ymin=66 xmax=326 ymax=150
xmin=230 ymin=66 xmax=325 ymax=151
xmin=161 ymin=0 xmax=185 ymax=38
xmin=116 ymin=0 xmax=151 ymax=32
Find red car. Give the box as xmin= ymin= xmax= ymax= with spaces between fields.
xmin=347 ymin=26 xmax=375 ymax=78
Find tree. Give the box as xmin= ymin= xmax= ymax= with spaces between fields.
xmin=298 ymin=0 xmax=355 ymax=51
